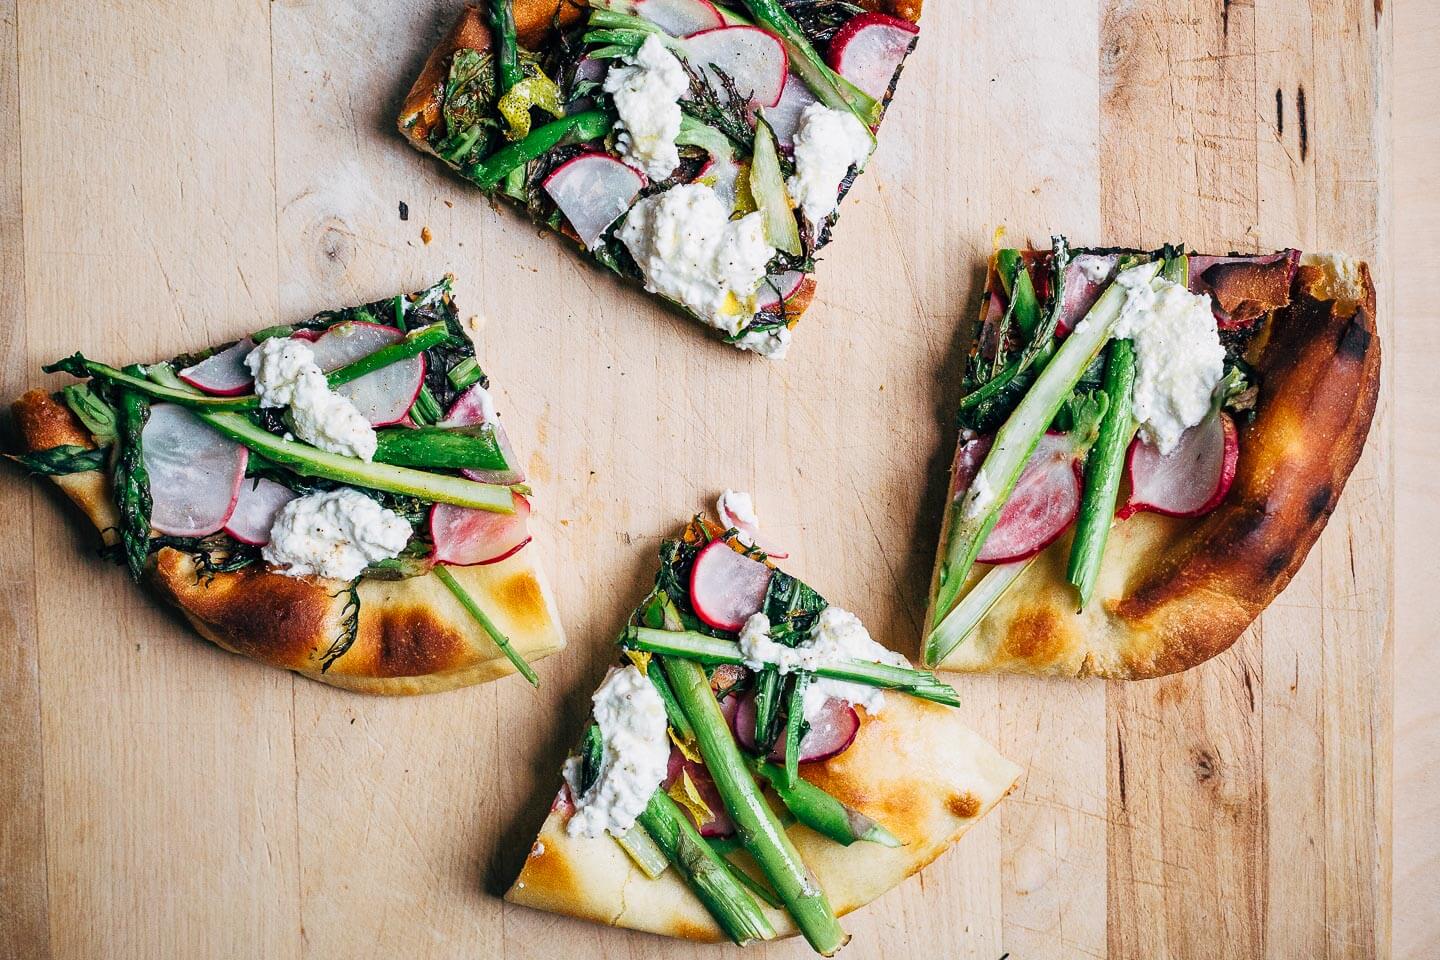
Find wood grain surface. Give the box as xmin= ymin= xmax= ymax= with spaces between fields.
xmin=0 ymin=0 xmax=1423 ymax=957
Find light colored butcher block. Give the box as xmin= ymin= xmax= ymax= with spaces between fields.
xmin=0 ymin=0 xmax=1409 ymax=957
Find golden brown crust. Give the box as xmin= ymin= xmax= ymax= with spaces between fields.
xmin=929 ymin=254 xmax=1381 ymax=680
xmin=11 ymin=390 xmax=566 ymax=695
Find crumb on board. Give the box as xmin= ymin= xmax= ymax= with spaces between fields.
xmin=421 ymin=225 xmax=432 ymax=245
xmin=398 ymin=200 xmax=409 ymax=221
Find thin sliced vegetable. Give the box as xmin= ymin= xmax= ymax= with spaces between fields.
xmin=430 ymin=490 xmax=532 ymax=565
xmin=827 ymin=11 xmax=918 ymax=102
xmin=178 ymin=340 xmax=254 ymax=396
xmin=141 ymin=403 xmax=248 ymax=537
xmin=688 ymin=539 xmax=772 ymax=631
xmin=1120 ymin=409 xmax=1238 ymax=519
xmin=974 ymin=431 xmax=1084 ymax=564
xmin=433 ymin=564 xmax=539 ymax=686
xmin=749 ymin=116 xmax=802 ymax=255
xmin=307 ymin=322 xmax=424 ymax=427
xmin=682 ymin=25 xmax=788 ymax=108
xmin=224 ymin=477 xmax=299 ymax=545
xmin=542 ymin=152 xmax=644 ymax=248
xmin=926 ymin=558 xmax=1037 ymax=667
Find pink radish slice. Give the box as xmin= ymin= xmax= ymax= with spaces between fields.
xmin=306 ymin=322 xmax=424 ymax=427
xmin=665 ymin=751 xmax=736 ymax=837
xmin=635 ymin=0 xmax=723 ymax=35
xmin=716 ymin=492 xmax=789 ymax=559
xmin=975 ymin=431 xmax=1083 ymax=563
xmin=543 ymin=152 xmax=644 ymax=249
xmin=1119 ymin=411 xmax=1238 ymax=519
xmin=950 ymin=434 xmax=992 ymax=498
xmin=731 ymin=691 xmax=860 ymax=763
xmin=178 ymin=339 xmax=254 ymax=396
xmin=552 ymin=782 xmax=575 ymax=815
xmin=430 ymin=490 xmax=532 ymax=566
xmin=755 ymin=270 xmax=806 ymax=311
xmin=439 ymin=384 xmax=527 ymax=485
xmin=223 ymin=477 xmax=300 ymax=545
xmin=683 ymin=26 xmax=788 ymax=108
xmin=765 ymin=73 xmax=819 ymax=149
xmin=688 ymin=538 xmax=772 ymax=631
xmin=828 ymin=12 xmax=918 ymax=102
xmin=141 ymin=403 xmax=249 ymax=537
xmin=1056 ymin=253 xmax=1121 ymax=336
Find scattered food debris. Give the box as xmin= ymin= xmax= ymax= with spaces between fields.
xmin=398 ymin=201 xmax=409 ymax=221
xmin=421 ymin=226 xmax=433 ymax=245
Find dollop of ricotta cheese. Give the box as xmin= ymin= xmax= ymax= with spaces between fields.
xmin=262 ymin=488 xmax=412 ymax=581
xmin=245 ymin=337 xmax=377 ymax=460
xmin=618 ymin=183 xmax=774 ymax=334
xmin=563 ymin=664 xmax=671 ymax=839
xmin=786 ymin=103 xmax=873 ymax=227
xmin=737 ymin=607 xmax=909 ymax=723
xmin=603 ymin=35 xmax=689 ymax=180
xmin=1112 ymin=267 xmax=1226 ymax=455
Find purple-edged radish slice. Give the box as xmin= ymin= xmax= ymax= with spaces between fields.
xmin=766 ymin=73 xmax=820 ymax=149
xmin=664 ymin=751 xmax=736 ymax=837
xmin=141 ymin=403 xmax=249 ymax=537
xmin=755 ymin=270 xmax=806 ymax=312
xmin=1056 ymin=253 xmax=1121 ymax=336
xmin=224 ymin=477 xmax=300 ymax=545
xmin=543 ymin=153 xmax=645 ymax=249
xmin=178 ymin=339 xmax=254 ymax=396
xmin=688 ymin=538 xmax=772 ymax=631
xmin=975 ymin=431 xmax=1083 ymax=564
xmin=430 ymin=490 xmax=532 ymax=566
xmin=306 ymin=322 xmax=424 ymax=427
xmin=683 ymin=26 xmax=788 ymax=108
xmin=827 ymin=12 xmax=918 ymax=101
xmin=633 ymin=0 xmax=723 ymax=35
xmin=731 ymin=691 xmax=860 ymax=762
xmin=439 ymin=384 xmax=527 ymax=485
xmin=1119 ymin=411 xmax=1239 ymax=519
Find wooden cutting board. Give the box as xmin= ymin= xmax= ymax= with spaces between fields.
xmin=0 ymin=1 xmax=1395 ymax=957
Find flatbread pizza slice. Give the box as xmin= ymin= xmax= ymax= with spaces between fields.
xmin=922 ymin=243 xmax=1380 ymax=679
xmin=508 ymin=504 xmax=1019 ymax=953
xmin=9 ymin=277 xmax=565 ymax=694
xmin=398 ymin=0 xmax=922 ymax=359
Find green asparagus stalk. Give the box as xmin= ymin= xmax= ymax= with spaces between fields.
xmin=659 ymin=655 xmax=847 ymax=955
xmin=626 ymin=626 xmax=961 ymax=707
xmin=644 ymin=659 xmax=695 ymax=741
xmin=781 ymin=672 xmax=808 ymax=789
xmin=5 ymin=445 xmax=109 ymax=476
xmin=465 ymin=111 xmax=612 ymax=190
xmin=446 ymin=356 xmax=483 ymax=391
xmin=751 ymin=667 xmax=783 ymax=753
xmin=488 ymin=0 xmax=522 ymax=94
xmin=635 ymin=790 xmax=776 ymax=946
xmin=752 ymin=759 xmax=902 ymax=847
xmin=616 ymin=823 xmax=670 ymax=880
xmin=749 ymin=116 xmax=802 ymax=256
xmin=994 ymin=249 xmax=1041 ymax=339
xmin=433 ymin=564 xmax=539 ymax=686
xmin=928 ymin=259 xmax=1163 ymax=641
xmin=406 ymin=386 xmax=443 ymax=425
xmin=709 ymin=849 xmax=784 ymax=908
xmin=372 ymin=425 xmax=510 ymax=471
xmin=925 ymin=557 xmax=1037 ymax=667
xmin=112 ymin=368 xmax=153 ymax=582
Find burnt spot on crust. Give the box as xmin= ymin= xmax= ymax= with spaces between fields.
xmin=1001 ymin=605 xmax=1073 ymax=667
xmin=1338 ymin=319 xmax=1373 ymax=361
xmin=1307 ymin=484 xmax=1335 ymax=522
xmin=12 ymin=389 xmax=93 ymax=452
xmin=495 ymin=569 xmax=548 ymax=632
xmin=509 ymin=835 xmax=579 ymax=903
xmin=1203 ymin=256 xmax=1297 ymax=326
xmin=946 ymin=792 xmax=981 ymax=820
xmin=665 ymin=917 xmax=727 ymax=943
xmin=357 ymin=603 xmax=467 ymax=678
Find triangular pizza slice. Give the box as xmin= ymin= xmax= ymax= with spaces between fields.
xmin=923 ymin=244 xmax=1380 ymax=679
xmin=10 ymin=276 xmax=564 ymax=694
xmin=399 ymin=0 xmax=923 ymax=359
xmin=507 ymin=506 xmax=1018 ymax=953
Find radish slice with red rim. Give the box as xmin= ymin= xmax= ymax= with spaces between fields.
xmin=633 ymin=0 xmax=723 ymax=35
xmin=974 ymin=431 xmax=1083 ymax=563
xmin=142 ymin=403 xmax=249 ymax=537
xmin=765 ymin=73 xmax=820 ymax=149
xmin=439 ymin=384 xmax=527 ymax=484
xmin=731 ymin=690 xmax=860 ymax=763
xmin=682 ymin=26 xmax=788 ymax=108
xmin=306 ymin=322 xmax=424 ymax=427
xmin=828 ymin=11 xmax=918 ymax=102
xmin=224 ymin=477 xmax=300 ymax=545
xmin=688 ymin=538 xmax=772 ymax=631
xmin=665 ymin=750 xmax=736 ymax=837
xmin=1119 ymin=410 xmax=1238 ymax=519
xmin=755 ymin=270 xmax=806 ymax=312
xmin=430 ymin=490 xmax=532 ymax=565
xmin=178 ymin=339 xmax=254 ymax=396
xmin=543 ymin=153 xmax=645 ymax=249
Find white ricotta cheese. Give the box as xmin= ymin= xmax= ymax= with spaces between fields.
xmin=262 ymin=488 xmax=411 ymax=581
xmin=618 ymin=182 xmax=774 ymax=334
xmin=786 ymin=103 xmax=873 ymax=227
xmin=1112 ymin=267 xmax=1226 ymax=455
xmin=603 ymin=36 xmax=689 ymax=180
xmin=563 ymin=665 xmax=671 ymax=839
xmin=245 ymin=337 xmax=377 ymax=460
xmin=962 ymin=470 xmax=995 ymax=519
xmin=1075 ymin=253 xmax=1115 ymax=284
xmin=737 ymin=607 xmax=909 ymax=723
xmin=717 ymin=489 xmax=761 ymax=545
xmin=733 ymin=325 xmax=792 ymax=360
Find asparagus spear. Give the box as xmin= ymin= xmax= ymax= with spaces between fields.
xmin=625 ymin=626 xmax=961 ymax=707
xmin=928 ymin=259 xmax=1163 ymax=641
xmin=635 ymin=789 xmax=777 ymax=946
xmin=465 ymin=111 xmax=612 ymax=190
xmin=488 ymin=0 xmax=522 ymax=94
xmin=752 ymin=759 xmax=901 ymax=847
xmin=616 ymin=823 xmax=670 ymax=880
xmin=372 ymin=425 xmax=511 ymax=472
xmin=433 ymin=564 xmax=539 ymax=686
xmin=781 ymin=672 xmax=808 ymax=789
xmin=659 ymin=655 xmax=847 ymax=955
xmin=925 ymin=558 xmax=1037 ymax=667
xmin=112 ymin=368 xmax=153 ymax=581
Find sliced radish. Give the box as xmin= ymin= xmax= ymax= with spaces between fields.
xmin=439 ymin=384 xmax=526 ymax=485
xmin=828 ymin=12 xmax=918 ymax=102
xmin=634 ymin=0 xmax=723 ymax=35
xmin=949 ymin=433 xmax=991 ymax=498
xmin=765 ymin=73 xmax=820 ymax=149
xmin=665 ymin=751 xmax=735 ymax=837
xmin=1119 ymin=410 xmax=1238 ymax=519
xmin=1056 ymin=253 xmax=1121 ymax=336
xmin=178 ymin=339 xmax=254 ymax=396
xmin=543 ymin=153 xmax=644 ymax=249
xmin=306 ymin=322 xmax=424 ymax=427
xmin=688 ymin=538 xmax=771 ymax=631
xmin=975 ymin=431 xmax=1083 ymax=564
xmin=716 ymin=489 xmax=788 ymax=559
xmin=224 ymin=477 xmax=300 ymax=545
xmin=141 ymin=403 xmax=249 ymax=537
xmin=683 ymin=26 xmax=787 ymax=108
xmin=755 ymin=270 xmax=806 ymax=311
xmin=429 ymin=490 xmax=532 ymax=565
xmin=732 ymin=691 xmax=860 ymax=763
